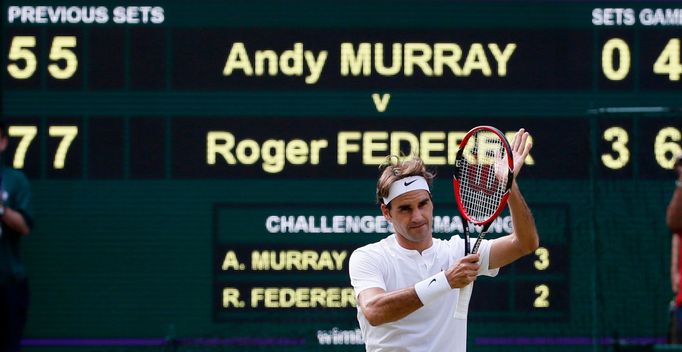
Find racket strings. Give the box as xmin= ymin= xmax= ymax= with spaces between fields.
xmin=458 ymin=134 xmax=510 ymax=222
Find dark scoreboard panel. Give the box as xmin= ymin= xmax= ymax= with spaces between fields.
xmin=2 ymin=1 xmax=681 ymax=351
xmin=212 ymin=203 xmax=570 ymax=320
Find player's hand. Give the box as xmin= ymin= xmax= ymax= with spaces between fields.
xmin=510 ymin=128 xmax=533 ymax=178
xmin=445 ymin=254 xmax=480 ymax=288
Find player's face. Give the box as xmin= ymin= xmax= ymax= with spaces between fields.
xmin=382 ymin=190 xmax=433 ymax=249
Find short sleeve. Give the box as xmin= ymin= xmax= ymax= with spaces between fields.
xmin=476 ymin=239 xmax=499 ymax=277
xmin=349 ymin=247 xmax=386 ymax=298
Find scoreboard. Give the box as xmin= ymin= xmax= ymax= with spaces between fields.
xmin=2 ymin=1 xmax=681 ymax=351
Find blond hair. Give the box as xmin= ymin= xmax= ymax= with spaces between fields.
xmin=376 ymin=155 xmax=434 ymax=206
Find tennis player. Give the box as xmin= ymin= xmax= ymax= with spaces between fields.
xmin=349 ymin=129 xmax=538 ymax=352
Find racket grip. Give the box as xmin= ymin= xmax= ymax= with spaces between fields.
xmin=454 ymin=284 xmax=473 ymax=319
xmin=464 ymin=223 xmax=470 ymax=255
xmin=471 ymin=237 xmax=483 ymax=254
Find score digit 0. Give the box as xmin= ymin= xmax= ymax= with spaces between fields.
xmin=602 ymin=38 xmax=631 ymax=81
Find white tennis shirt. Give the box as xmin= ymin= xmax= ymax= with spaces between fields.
xmin=349 ymin=234 xmax=498 ymax=352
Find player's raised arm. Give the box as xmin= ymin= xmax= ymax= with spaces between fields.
xmin=489 ymin=129 xmax=539 ymax=270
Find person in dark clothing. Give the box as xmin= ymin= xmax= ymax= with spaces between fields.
xmin=0 ymin=121 xmax=34 ymax=352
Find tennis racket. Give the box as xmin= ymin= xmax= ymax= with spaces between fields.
xmin=453 ymin=125 xmax=514 ymax=318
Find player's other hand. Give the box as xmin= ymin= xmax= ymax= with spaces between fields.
xmin=445 ymin=254 xmax=480 ymax=289
xmin=510 ymin=128 xmax=533 ymax=178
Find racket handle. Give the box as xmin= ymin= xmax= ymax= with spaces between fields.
xmin=454 ymin=284 xmax=472 ymax=319
xmin=464 ymin=223 xmax=470 ymax=255
xmin=471 ymin=237 xmax=483 ymax=254
xmin=471 ymin=224 xmax=490 ymax=254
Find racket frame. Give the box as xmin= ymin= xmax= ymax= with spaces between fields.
xmin=453 ymin=125 xmax=514 ymax=254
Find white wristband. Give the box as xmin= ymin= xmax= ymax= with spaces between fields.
xmin=414 ymin=271 xmax=451 ymax=306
